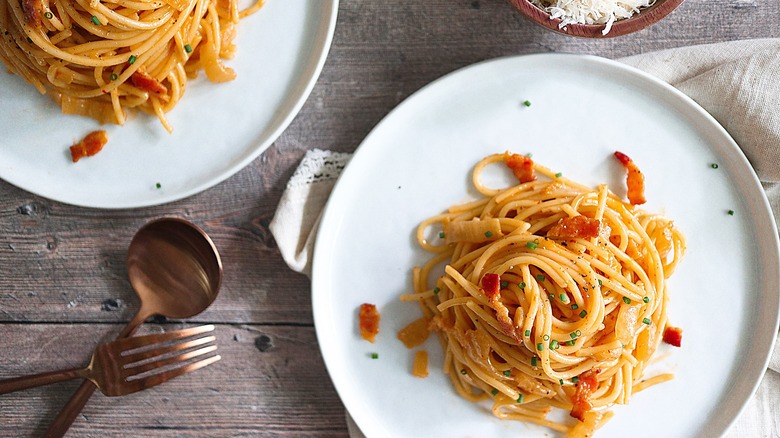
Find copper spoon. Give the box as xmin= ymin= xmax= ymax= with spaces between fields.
xmin=44 ymin=218 xmax=223 ymax=437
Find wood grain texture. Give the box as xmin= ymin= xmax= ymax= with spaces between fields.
xmin=0 ymin=0 xmax=778 ymax=436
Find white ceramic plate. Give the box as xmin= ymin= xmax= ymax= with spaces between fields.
xmin=312 ymin=54 xmax=780 ymax=438
xmin=0 ymin=0 xmax=338 ymax=208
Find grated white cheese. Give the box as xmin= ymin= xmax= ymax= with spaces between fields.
xmin=529 ymin=0 xmax=656 ymax=35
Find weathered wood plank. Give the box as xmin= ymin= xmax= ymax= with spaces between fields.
xmin=0 ymin=324 xmax=347 ymax=437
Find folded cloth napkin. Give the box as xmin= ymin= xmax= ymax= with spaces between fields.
xmin=269 ymin=39 xmax=780 ymax=437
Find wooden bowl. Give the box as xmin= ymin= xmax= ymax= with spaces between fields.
xmin=507 ymin=0 xmax=685 ymax=38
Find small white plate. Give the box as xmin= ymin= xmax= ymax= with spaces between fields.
xmin=312 ymin=54 xmax=780 ymax=438
xmin=0 ymin=0 xmax=338 ymax=208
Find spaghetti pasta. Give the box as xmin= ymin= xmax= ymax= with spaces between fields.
xmin=0 ymin=0 xmax=263 ymax=133
xmin=404 ymin=152 xmax=685 ymax=436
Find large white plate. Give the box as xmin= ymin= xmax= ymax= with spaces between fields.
xmin=312 ymin=54 xmax=780 ymax=438
xmin=0 ymin=0 xmax=337 ymax=208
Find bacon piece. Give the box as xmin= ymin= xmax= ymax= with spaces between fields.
xmin=22 ymin=0 xmax=44 ymax=27
xmin=481 ymin=273 xmax=500 ymax=301
xmin=504 ymin=152 xmax=536 ymax=183
xmin=131 ymin=69 xmax=168 ymax=95
xmin=69 ymin=130 xmax=108 ymax=163
xmin=662 ymin=326 xmax=683 ymax=347
xmin=547 ymin=215 xmax=601 ymax=240
xmin=570 ymin=369 xmax=600 ymax=421
xmin=359 ymin=303 xmax=380 ymax=343
xmin=614 ymin=151 xmax=646 ymax=205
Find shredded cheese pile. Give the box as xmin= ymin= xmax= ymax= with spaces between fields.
xmin=530 ymin=0 xmax=656 ymax=35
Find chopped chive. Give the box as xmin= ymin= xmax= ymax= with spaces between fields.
xmin=484 ymin=231 xmax=493 ymax=238
xmin=643 ymin=317 xmax=652 ymax=325
xmin=526 ymin=241 xmax=538 ymax=250
xmin=491 ymin=389 xmax=499 ymax=396
xmin=548 ymin=293 xmax=555 ymax=301
xmin=503 ymin=370 xmax=511 ymax=376
xmin=727 ymin=210 xmax=735 ymax=216
xmin=44 ymin=11 xmax=53 ymax=19
xmin=523 ymin=100 xmax=531 ymax=107
xmin=110 ymin=73 xmax=118 ymax=81
xmin=433 ymin=287 xmax=440 ymax=294
xmin=543 ymin=334 xmax=550 ymax=341
xmin=598 ymin=279 xmax=603 ymax=287
xmin=526 ymin=152 xmax=533 ymax=158
xmin=155 ymin=182 xmax=161 ymax=189
xmin=560 ymin=294 xmax=568 ymax=303
xmin=643 ymin=296 xmax=650 ymax=303
xmin=566 ymin=340 xmax=575 ymax=346
xmin=517 ymin=394 xmax=524 ymax=403
xmin=623 ymin=296 xmax=631 ymax=304
xmin=536 ymin=343 xmax=543 ymax=351
xmin=579 ymin=310 xmax=588 ymax=318
xmin=370 ymin=353 xmax=378 ymax=359
xmin=128 ymin=55 xmax=137 ymax=64
xmin=524 ymin=330 xmax=531 ymax=337
xmin=184 ymin=44 xmax=193 ymax=53
xmin=536 ymin=274 xmax=545 ymax=282
xmin=439 ymin=231 xmax=445 ymax=238
xmin=531 ymin=356 xmax=538 ymax=366
xmin=460 ymin=369 xmax=467 ymax=375
xmin=26 ymin=37 xmax=33 ymax=43
xmin=711 ymin=163 xmax=719 ymax=169
xmin=519 ymin=282 xmax=526 ymax=289
xmin=91 ymin=16 xmax=101 ymax=25
xmin=550 ymin=340 xmax=559 ymax=350
xmin=570 ymin=332 xmax=578 ymax=339
xmin=555 ymin=172 xmax=562 ymax=178
xmin=571 ymin=376 xmax=579 ymax=384
xmin=575 ymin=330 xmax=581 ymax=336
xmin=571 ymin=303 xmax=579 ymax=310
xmin=500 ymin=281 xmax=508 ymax=289
xmin=559 ymin=379 xmax=564 ymax=385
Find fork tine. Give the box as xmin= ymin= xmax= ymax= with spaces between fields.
xmin=124 ymin=345 xmax=218 ymax=379
xmin=115 ymin=325 xmax=215 ymax=352
xmin=120 ymin=335 xmax=216 ymax=365
xmin=121 ymin=354 xmax=221 ymax=395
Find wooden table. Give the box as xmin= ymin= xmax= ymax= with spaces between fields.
xmin=1 ymin=1 xmax=777 ymax=436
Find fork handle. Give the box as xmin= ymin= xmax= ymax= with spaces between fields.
xmin=0 ymin=368 xmax=88 ymax=395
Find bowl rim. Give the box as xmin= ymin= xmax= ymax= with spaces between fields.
xmin=509 ymin=0 xmax=686 ymax=38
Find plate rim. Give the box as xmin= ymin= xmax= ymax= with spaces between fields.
xmin=311 ymin=53 xmax=780 ymax=437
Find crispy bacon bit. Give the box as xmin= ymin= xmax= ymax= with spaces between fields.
xmin=662 ymin=326 xmax=683 ymax=347
xmin=22 ymin=0 xmax=44 ymax=27
xmin=570 ymin=369 xmax=600 ymax=421
xmin=69 ymin=130 xmax=108 ymax=163
xmin=131 ymin=69 xmax=168 ymax=95
xmin=412 ymin=350 xmax=429 ymax=378
xmin=547 ymin=215 xmax=601 ymax=240
xmin=359 ymin=303 xmax=380 ymax=343
xmin=504 ymin=152 xmax=536 ymax=183
xmin=614 ymin=151 xmax=646 ymax=205
xmin=397 ymin=316 xmax=431 ymax=348
xmin=481 ymin=273 xmax=500 ymax=301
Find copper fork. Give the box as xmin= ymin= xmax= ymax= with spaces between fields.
xmin=0 ymin=325 xmax=220 ymax=396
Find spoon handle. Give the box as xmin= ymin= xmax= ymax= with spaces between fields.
xmin=0 ymin=368 xmax=88 ymax=395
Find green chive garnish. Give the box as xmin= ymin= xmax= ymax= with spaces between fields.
xmin=155 ymin=182 xmax=161 ymax=189
xmin=26 ymin=37 xmax=33 ymax=43
xmin=439 ymin=231 xmax=445 ymax=238
xmin=433 ymin=287 xmax=440 ymax=294
xmin=567 ymin=340 xmax=575 ymax=346
xmin=543 ymin=334 xmax=550 ymax=341
xmin=91 ymin=16 xmax=101 ymax=25
xmin=110 ymin=73 xmax=118 ymax=81
xmin=491 ymin=389 xmax=499 ymax=396
xmin=519 ymin=282 xmax=526 ymax=289
xmin=44 ymin=11 xmax=53 ymax=19
xmin=548 ymin=293 xmax=555 ymax=301
xmin=560 ymin=294 xmax=568 ymax=303
xmin=460 ymin=369 xmax=467 ymax=375
xmin=523 ymin=100 xmax=531 ymax=107
xmin=517 ymin=394 xmax=524 ymax=403
xmin=570 ymin=332 xmax=578 ymax=339
xmin=711 ymin=163 xmax=719 ymax=169
xmin=526 ymin=153 xmax=533 ymax=158
xmin=503 ymin=370 xmax=511 ymax=376
xmin=370 ymin=353 xmax=378 ymax=359
xmin=598 ymin=279 xmax=603 ymax=286
xmin=128 ymin=55 xmax=137 ymax=64
xmin=524 ymin=330 xmax=531 ymax=337
xmin=531 ymin=356 xmax=537 ymax=366
xmin=526 ymin=241 xmax=538 ymax=250
xmin=536 ymin=343 xmax=543 ymax=351
xmin=555 ymin=172 xmax=562 ymax=178
xmin=500 ymin=281 xmax=508 ymax=289
xmin=571 ymin=376 xmax=579 ymax=383
xmin=623 ymin=297 xmax=631 ymax=304
xmin=571 ymin=303 xmax=579 ymax=310
xmin=550 ymin=340 xmax=559 ymax=350
xmin=643 ymin=296 xmax=650 ymax=303
xmin=184 ymin=44 xmax=193 ymax=53
xmin=559 ymin=379 xmax=564 ymax=385
xmin=536 ymin=274 xmax=545 ymax=282
xmin=575 ymin=330 xmax=581 ymax=336
xmin=579 ymin=310 xmax=588 ymax=318
xmin=484 ymin=231 xmax=493 ymax=238
xmin=727 ymin=210 xmax=735 ymax=216
xmin=643 ymin=318 xmax=651 ymax=325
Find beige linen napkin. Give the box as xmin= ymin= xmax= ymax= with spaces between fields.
xmin=269 ymin=40 xmax=780 ymax=437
